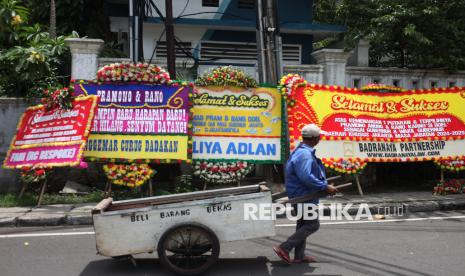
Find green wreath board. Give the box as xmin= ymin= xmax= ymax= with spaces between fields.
xmin=192 ymin=66 xmax=286 ymax=164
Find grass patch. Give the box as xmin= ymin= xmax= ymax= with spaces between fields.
xmin=0 ymin=191 xmax=105 ymax=207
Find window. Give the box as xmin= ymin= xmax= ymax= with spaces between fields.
xmin=373 ymin=79 xmax=381 ymax=84
xmin=154 ymin=41 xmax=193 ymax=59
xmin=411 ymin=80 xmax=419 ymax=89
xmin=202 ymin=0 xmax=219 ymax=7
xmin=392 ymin=79 xmax=400 ymax=87
xmin=353 ymin=79 xmax=361 ymax=89
xmin=448 ymin=81 xmax=457 ymax=88
xmin=430 ymin=80 xmax=438 ymax=88
xmin=238 ymin=0 xmax=254 ymax=9
xmin=199 ymin=41 xmax=301 ymax=63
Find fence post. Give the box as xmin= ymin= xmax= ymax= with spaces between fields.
xmin=312 ymin=49 xmax=352 ymax=87
xmin=65 ymin=38 xmax=104 ymax=80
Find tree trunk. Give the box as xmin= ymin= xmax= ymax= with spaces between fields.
xmin=49 ymin=0 xmax=56 ymax=39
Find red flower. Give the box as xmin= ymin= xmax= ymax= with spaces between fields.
xmin=35 ymin=169 xmax=45 ymax=176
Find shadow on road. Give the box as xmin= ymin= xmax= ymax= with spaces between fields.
xmin=79 ymin=258 xmax=163 ymax=276
xmin=79 ymin=256 xmax=323 ymax=276
xmin=256 ymin=236 xmax=432 ymax=276
xmin=212 ymin=257 xmax=319 ymax=276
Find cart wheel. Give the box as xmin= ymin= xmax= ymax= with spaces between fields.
xmin=157 ymin=223 xmax=220 ymax=275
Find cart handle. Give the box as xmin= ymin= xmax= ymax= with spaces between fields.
xmin=271 ymin=175 xmax=342 ymax=201
xmin=92 ymin=197 xmax=113 ymax=214
xmin=281 ymin=182 xmax=352 ymax=204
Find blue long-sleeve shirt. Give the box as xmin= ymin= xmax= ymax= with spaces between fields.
xmin=285 ymin=143 xmax=327 ymax=204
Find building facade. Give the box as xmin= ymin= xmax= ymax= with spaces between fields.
xmin=104 ymin=0 xmax=465 ymax=89
xmin=106 ymin=0 xmax=344 ymax=71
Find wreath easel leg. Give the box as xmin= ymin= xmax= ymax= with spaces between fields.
xmin=104 ymin=181 xmax=109 ymax=197
xmin=136 ymin=185 xmax=142 ymax=197
xmin=37 ymin=179 xmax=48 ymax=207
xmin=104 ymin=181 xmax=112 ymax=197
xmin=18 ymin=182 xmax=28 ymax=199
xmin=203 ymin=180 xmax=207 ymax=191
xmin=354 ymin=174 xmax=364 ymax=197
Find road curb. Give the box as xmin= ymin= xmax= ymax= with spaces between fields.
xmin=0 ymin=217 xmax=17 ymax=227
xmin=16 ymin=214 xmax=67 ymax=227
xmin=65 ymin=214 xmax=93 ymax=225
xmin=438 ymin=198 xmax=465 ymax=211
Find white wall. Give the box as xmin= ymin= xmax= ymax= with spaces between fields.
xmin=0 ymin=99 xmax=38 ymax=193
xmin=284 ymin=65 xmax=323 ymax=84
xmin=346 ymin=67 xmax=465 ymax=89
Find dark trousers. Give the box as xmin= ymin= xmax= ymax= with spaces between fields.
xmin=280 ymin=204 xmax=320 ymax=260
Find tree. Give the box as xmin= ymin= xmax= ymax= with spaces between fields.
xmin=0 ymin=0 xmax=29 ymax=47
xmin=314 ymin=0 xmax=465 ymax=70
xmin=25 ymin=0 xmax=126 ymax=58
xmin=0 ymin=0 xmax=77 ymax=97
xmin=25 ymin=0 xmax=111 ymax=40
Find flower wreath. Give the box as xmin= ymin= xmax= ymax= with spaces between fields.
xmin=361 ymin=83 xmax=406 ymax=93
xmin=193 ymin=161 xmax=254 ymax=184
xmin=87 ymin=62 xmax=195 ymax=165
xmin=279 ymin=74 xmax=307 ymax=106
xmin=434 ymin=157 xmax=465 ymax=172
xmin=193 ymin=66 xmax=257 ymax=183
xmin=96 ymin=62 xmax=172 ymax=84
xmin=433 ymin=179 xmax=465 ymax=195
xmin=195 ymin=66 xmax=258 ymax=88
xmin=20 ymin=165 xmax=52 ymax=184
xmin=41 ymin=86 xmax=74 ymax=111
xmin=103 ymin=163 xmax=156 ymax=188
xmin=323 ymin=158 xmax=367 ymax=175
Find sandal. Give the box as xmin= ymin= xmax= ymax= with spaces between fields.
xmin=273 ymin=246 xmax=291 ymax=264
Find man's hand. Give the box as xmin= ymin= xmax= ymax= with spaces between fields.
xmin=326 ymin=184 xmax=338 ymax=195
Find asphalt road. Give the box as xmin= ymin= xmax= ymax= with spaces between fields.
xmin=1 ymin=210 xmax=465 ymax=276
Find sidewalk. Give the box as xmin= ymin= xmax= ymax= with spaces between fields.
xmin=1 ymin=191 xmax=465 ymax=227
xmin=0 ymin=203 xmax=95 ymax=227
